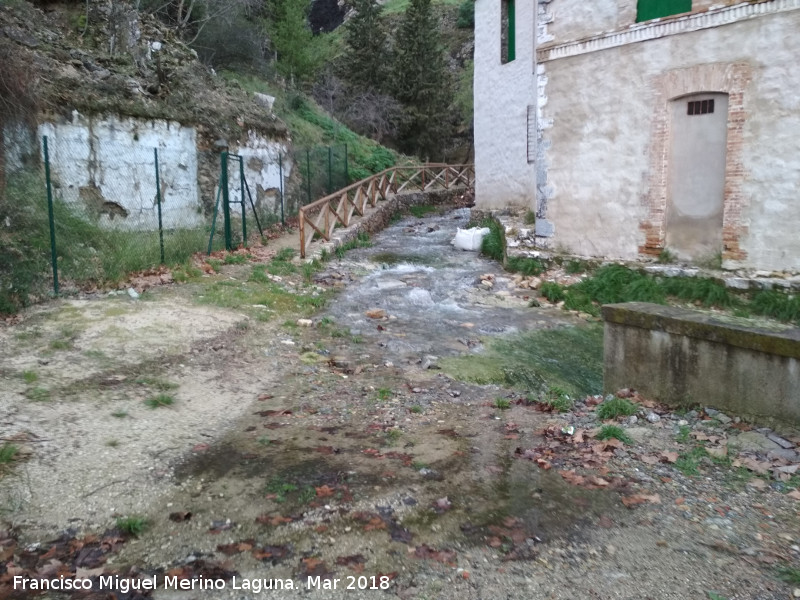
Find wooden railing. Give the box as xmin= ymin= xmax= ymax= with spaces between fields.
xmin=298 ymin=163 xmax=474 ymax=257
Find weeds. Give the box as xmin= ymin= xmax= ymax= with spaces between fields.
xmin=506 ymin=257 xmax=545 ymax=276
xmin=596 ymin=397 xmax=637 ymax=420
xmin=21 ymin=370 xmax=38 ymax=384
xmin=116 ymin=516 xmax=147 ymax=536
xmin=539 ymin=282 xmax=566 ymax=303
xmin=136 ymin=376 xmax=178 ymax=391
xmin=676 ymin=425 xmax=691 ymax=443
xmin=385 ymin=429 xmax=401 ymax=445
xmin=523 ymin=210 xmax=536 ymax=225
xmin=480 ymin=219 xmax=505 ymax=261
xmin=376 ymin=388 xmax=392 ymax=401
xmin=539 ymin=386 xmax=572 ymax=412
xmin=145 ymin=394 xmax=175 ymax=408
xmin=0 ymin=444 xmax=18 ymax=464
xmin=494 ymin=398 xmax=511 ymax=410
xmin=409 ymin=405 xmax=423 ymax=414
xmin=224 ymin=253 xmax=250 ymax=265
xmin=565 ymin=260 xmax=587 ymax=275
xmin=206 ymin=258 xmax=222 ymax=273
xmin=596 ymin=425 xmax=633 ymax=445
xmin=265 ymin=477 xmax=298 ymax=503
xmin=674 ymin=446 xmax=708 ymax=477
xmin=658 ymin=248 xmax=677 ymax=264
xmin=111 ymin=411 xmax=128 ymax=418
xmin=408 ymin=204 xmax=438 ymax=218
xmin=775 ymin=566 xmax=800 ymax=585
xmin=749 ymin=290 xmax=800 ymax=323
xmin=25 ymin=387 xmax=50 ymax=402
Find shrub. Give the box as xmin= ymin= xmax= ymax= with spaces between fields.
xmin=480 ymin=219 xmax=504 ymax=261
xmin=596 ymin=397 xmax=637 ymax=420
xmin=539 ymin=282 xmax=566 ymax=303
xmin=456 ymin=0 xmax=474 ymax=28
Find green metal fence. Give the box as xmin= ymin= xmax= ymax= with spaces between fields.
xmin=281 ymin=144 xmax=348 ymax=217
xmin=2 ymin=136 xmax=351 ymax=307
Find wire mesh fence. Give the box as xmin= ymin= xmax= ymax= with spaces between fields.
xmin=1 ymin=132 xmax=352 ymax=310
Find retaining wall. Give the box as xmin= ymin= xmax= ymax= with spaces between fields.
xmin=602 ymin=302 xmax=800 ymax=425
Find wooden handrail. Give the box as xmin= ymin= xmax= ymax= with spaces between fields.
xmin=298 ymin=164 xmax=474 ymax=257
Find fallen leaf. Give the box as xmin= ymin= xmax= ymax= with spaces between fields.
xmin=660 ymin=452 xmax=678 ymax=463
xmin=621 ymin=494 xmax=661 ymax=508
xmin=315 ymin=485 xmax=335 ymax=498
xmin=786 ymin=489 xmax=800 ymax=500
xmin=335 ymin=554 xmax=366 ymax=572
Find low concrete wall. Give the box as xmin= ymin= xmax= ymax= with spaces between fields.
xmin=602 ymin=302 xmax=800 ymax=425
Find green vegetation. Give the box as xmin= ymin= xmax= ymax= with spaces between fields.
xmin=596 ymin=425 xmax=633 ymax=445
xmin=0 ymin=444 xmax=19 ymax=465
xmin=384 ymin=429 xmax=402 ymax=445
xmin=145 ymin=394 xmax=175 ymax=409
xmin=111 ymin=411 xmax=128 ymax=419
xmin=456 ymin=0 xmax=474 ymax=27
xmin=409 ymin=404 xmax=423 ymax=414
xmin=480 ymin=219 xmax=505 ymax=262
xmin=408 ymin=204 xmax=438 ymax=218
xmin=25 ymin=387 xmax=50 ymax=402
xmin=265 ymin=476 xmax=299 ymax=503
xmin=776 ymin=566 xmax=800 ymax=585
xmin=539 ymin=282 xmax=566 ymax=303
xmin=674 ymin=446 xmax=708 ymax=477
xmin=658 ymin=248 xmax=677 ymax=264
xmin=116 ymin=516 xmax=147 ymax=536
xmin=223 ymin=253 xmax=250 ymax=265
xmin=21 ymin=370 xmax=38 ymax=384
xmin=596 ymin=397 xmax=638 ymax=420
xmin=676 ymin=425 xmax=691 ymax=443
xmin=376 ymin=388 xmax=393 ymax=401
xmin=335 ymin=232 xmax=372 ymax=258
xmin=506 ymin=256 xmax=545 ymax=277
xmin=537 ymin=386 xmax=573 ymax=413
xmin=494 ymin=398 xmax=511 ymax=410
xmin=442 ymin=323 xmax=603 ymax=397
xmin=266 ymin=0 xmax=329 ymax=82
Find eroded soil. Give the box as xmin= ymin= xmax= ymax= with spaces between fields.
xmin=1 ymin=208 xmax=799 ymax=600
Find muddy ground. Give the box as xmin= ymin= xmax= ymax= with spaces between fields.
xmin=1 ymin=207 xmax=799 ymax=600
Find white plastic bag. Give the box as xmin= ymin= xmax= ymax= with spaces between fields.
xmin=452 ymin=227 xmax=491 ymax=251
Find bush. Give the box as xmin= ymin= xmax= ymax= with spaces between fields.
xmin=539 ymin=282 xmax=566 ymax=303
xmin=596 ymin=397 xmax=638 ymax=420
xmin=480 ymin=219 xmax=504 ymax=261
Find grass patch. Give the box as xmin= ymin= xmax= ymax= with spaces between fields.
xmin=494 ymin=398 xmax=511 ymax=410
xmin=537 ymin=386 xmax=573 ymax=412
xmin=384 ymin=429 xmax=401 ymax=445
xmin=506 ymin=256 xmax=545 ymax=276
xmin=408 ymin=205 xmax=438 ymax=218
xmin=376 ymin=388 xmax=393 ymax=401
xmin=749 ymin=290 xmax=800 ymax=323
xmin=21 ymin=370 xmax=38 ymax=384
xmin=658 ymin=248 xmax=677 ymax=264
xmin=409 ymin=405 xmax=423 ymax=414
xmin=265 ymin=477 xmax=298 ymax=503
xmin=25 ymin=387 xmax=50 ymax=402
xmin=370 ymin=252 xmax=433 ymax=266
xmin=197 ymin=278 xmax=327 ymax=318
xmin=111 ymin=411 xmax=128 ymax=418
xmin=206 ymin=258 xmax=222 ymax=273
xmin=539 ymin=282 xmax=566 ymax=303
xmin=596 ymin=397 xmax=638 ymax=420
xmin=480 ymin=219 xmax=504 ymax=262
xmin=0 ymin=444 xmax=19 ymax=464
xmin=116 ymin=516 xmax=147 ymax=536
xmin=676 ymin=425 xmax=691 ymax=443
xmin=441 ymin=324 xmax=603 ymax=398
xmin=145 ymin=394 xmax=175 ymax=408
xmin=674 ymin=446 xmax=708 ymax=477
xmin=523 ymin=210 xmax=536 ymax=225
xmin=596 ymin=425 xmax=633 ymax=445
xmin=224 ymin=253 xmax=250 ymax=265
xmin=335 ymin=232 xmax=372 ymax=259
xmin=776 ymin=566 xmax=800 ymax=585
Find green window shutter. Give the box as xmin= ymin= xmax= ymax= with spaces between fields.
xmin=507 ymin=0 xmax=515 ymax=62
xmin=636 ymin=0 xmax=691 ymax=22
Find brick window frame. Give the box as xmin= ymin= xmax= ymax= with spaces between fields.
xmin=640 ymin=63 xmax=752 ymax=261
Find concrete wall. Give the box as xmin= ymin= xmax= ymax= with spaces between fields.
xmin=603 ymin=302 xmax=800 ymax=425
xmin=537 ymin=7 xmax=800 ymax=270
xmin=473 ymin=0 xmax=536 ymax=211
xmin=35 ymin=111 xmax=288 ymax=230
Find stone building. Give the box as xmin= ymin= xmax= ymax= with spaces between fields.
xmin=474 ymin=0 xmax=800 ymax=271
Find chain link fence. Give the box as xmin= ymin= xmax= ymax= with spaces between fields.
xmin=1 ymin=133 xmax=353 ymax=311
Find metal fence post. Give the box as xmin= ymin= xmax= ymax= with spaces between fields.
xmin=221 ymin=151 xmax=232 ymax=251
xmin=42 ymin=136 xmax=59 ymax=296
xmin=154 ymin=148 xmax=165 ymax=264
xmin=279 ymin=153 xmax=285 ymax=225
xmin=238 ymin=157 xmax=247 ymax=247
xmin=306 ymin=148 xmax=312 ymax=205
xmin=327 ymin=146 xmax=333 ymax=193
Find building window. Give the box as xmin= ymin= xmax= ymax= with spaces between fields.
xmin=636 ymin=0 xmax=691 ymax=22
xmin=687 ymin=99 xmax=714 ymax=115
xmin=501 ymin=0 xmax=515 ymax=64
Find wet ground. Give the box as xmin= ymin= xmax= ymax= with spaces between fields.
xmin=1 ymin=207 xmax=799 ymax=599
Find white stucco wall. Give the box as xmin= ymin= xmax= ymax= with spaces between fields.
xmin=538 ymin=8 xmax=800 ymax=271
xmin=36 ymin=112 xmax=291 ymax=231
xmin=473 ymin=0 xmax=536 ymax=211
xmin=39 ymin=112 xmax=203 ymax=230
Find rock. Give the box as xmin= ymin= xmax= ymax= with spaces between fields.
xmin=627 ymin=416 xmax=638 ymax=426
xmin=253 ymin=92 xmax=275 ymax=111
xmin=127 ymin=287 xmax=140 ymax=299
xmin=365 ymin=308 xmax=387 ymax=319
xmin=296 ymin=319 xmax=313 ymax=327
xmin=421 ymin=355 xmax=439 ymax=370
xmin=766 ymin=433 xmax=795 ymax=449
xmin=715 ymin=413 xmax=732 ymax=425
xmin=624 ymin=427 xmax=650 ymax=443
xmin=767 ymin=449 xmax=800 ymax=462
xmin=376 ymin=279 xmax=407 ymax=291
xmin=732 ymin=431 xmax=783 ymax=452
xmin=646 ymin=412 xmax=661 ymax=424
xmin=677 ymin=419 xmax=689 ymax=426
xmin=481 ymin=280 xmax=494 ymax=289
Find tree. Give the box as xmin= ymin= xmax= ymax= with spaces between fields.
xmin=342 ymin=0 xmax=389 ymax=92
xmin=265 ymin=0 xmax=325 ymax=83
xmin=391 ymin=0 xmax=453 ymax=159
xmin=141 ymin=0 xmax=261 ymax=44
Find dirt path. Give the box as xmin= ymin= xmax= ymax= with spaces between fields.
xmin=0 ymin=208 xmax=799 ymax=600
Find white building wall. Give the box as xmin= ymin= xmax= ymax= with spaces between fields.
xmin=473 ymin=0 xmax=536 ymax=211
xmin=538 ymin=4 xmax=800 ymax=271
